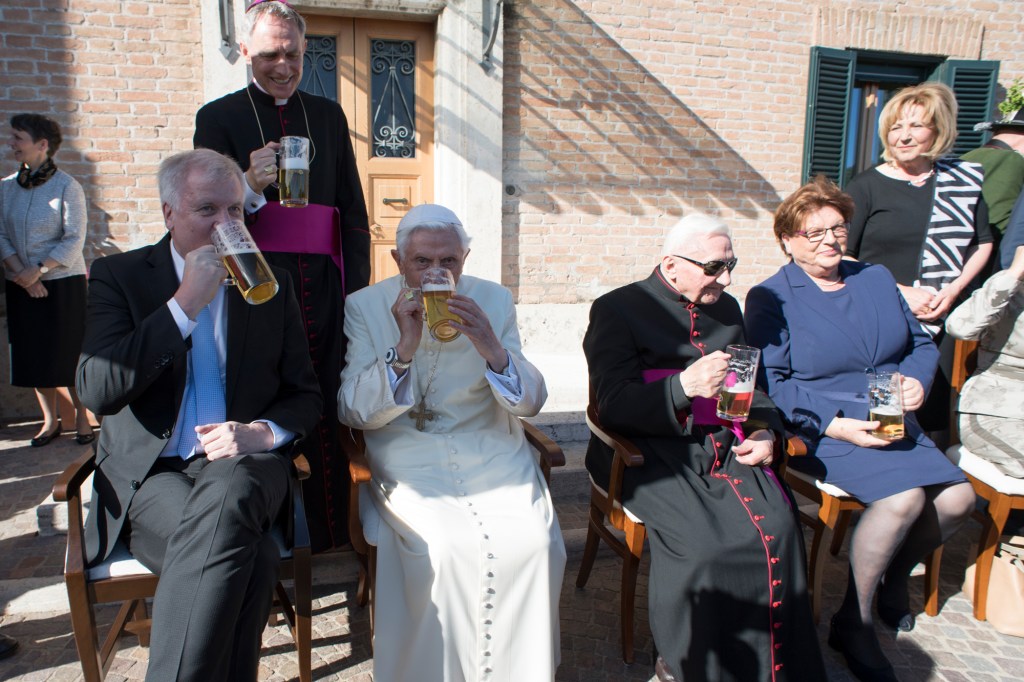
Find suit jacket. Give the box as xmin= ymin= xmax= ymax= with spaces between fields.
xmin=77 ymin=234 xmax=322 ymax=565
xmin=744 ymin=260 xmax=938 ymax=456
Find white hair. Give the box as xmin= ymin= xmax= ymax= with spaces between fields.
xmin=661 ymin=213 xmax=731 ymax=257
xmin=395 ymin=204 xmax=471 ymax=257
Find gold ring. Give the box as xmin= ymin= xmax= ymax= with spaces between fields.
xmin=263 ymin=164 xmax=275 ymax=174
xmin=404 ymin=290 xmax=415 ymax=301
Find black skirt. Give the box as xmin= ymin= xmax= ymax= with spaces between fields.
xmin=5 ymin=274 xmax=87 ymax=387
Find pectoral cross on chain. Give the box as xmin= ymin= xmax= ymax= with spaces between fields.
xmin=409 ymin=398 xmax=436 ymax=431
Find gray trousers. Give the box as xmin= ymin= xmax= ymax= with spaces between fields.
xmin=126 ymin=452 xmax=292 ymax=682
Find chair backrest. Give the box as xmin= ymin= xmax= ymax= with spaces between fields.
xmin=949 ymin=338 xmax=979 ymax=446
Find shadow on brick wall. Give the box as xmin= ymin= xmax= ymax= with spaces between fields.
xmin=502 ymin=0 xmax=782 ymax=300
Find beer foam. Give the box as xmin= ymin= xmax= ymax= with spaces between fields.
xmin=870 ymin=405 xmax=902 ymax=416
xmin=281 ymin=157 xmax=308 ymax=171
xmin=727 ymin=380 xmax=754 ymax=392
xmin=421 ymin=282 xmax=453 ymax=293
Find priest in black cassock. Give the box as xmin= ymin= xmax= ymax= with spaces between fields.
xmin=583 ymin=214 xmax=825 ymax=682
xmin=194 ymin=0 xmax=369 ymax=551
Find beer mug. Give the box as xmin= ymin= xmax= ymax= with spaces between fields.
xmin=420 ymin=267 xmax=462 ymax=342
xmin=716 ymin=345 xmax=760 ymax=422
xmin=210 ymin=220 xmax=279 ymax=305
xmin=867 ymin=371 xmax=905 ymax=440
xmin=278 ymin=136 xmax=309 ymax=208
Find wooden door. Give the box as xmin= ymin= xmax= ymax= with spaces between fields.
xmin=303 ymin=17 xmax=435 ymax=283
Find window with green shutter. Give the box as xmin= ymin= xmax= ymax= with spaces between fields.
xmin=802 ymin=48 xmax=999 ymax=188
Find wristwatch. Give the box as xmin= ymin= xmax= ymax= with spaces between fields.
xmin=37 ymin=262 xmax=50 ymax=275
xmin=384 ymin=347 xmax=412 ymax=370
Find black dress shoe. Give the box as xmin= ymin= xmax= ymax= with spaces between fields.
xmin=828 ymin=616 xmax=898 ymax=682
xmin=75 ymin=430 xmax=96 ymax=445
xmin=30 ymin=423 xmax=61 ymax=447
xmin=877 ymin=602 xmax=915 ymax=632
xmin=0 ymin=633 xmax=18 ymax=660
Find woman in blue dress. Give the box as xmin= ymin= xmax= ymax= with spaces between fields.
xmin=744 ymin=176 xmax=975 ymax=682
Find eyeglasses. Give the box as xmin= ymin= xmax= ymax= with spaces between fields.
xmin=793 ymin=222 xmax=849 ymax=244
xmin=672 ymin=254 xmax=738 ymax=277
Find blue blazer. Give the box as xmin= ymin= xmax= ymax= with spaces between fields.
xmin=744 ymin=260 xmax=939 ymax=458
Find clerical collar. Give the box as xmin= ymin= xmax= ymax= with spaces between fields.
xmin=249 ymin=80 xmax=291 ymax=107
xmin=651 ymin=266 xmax=694 ymax=304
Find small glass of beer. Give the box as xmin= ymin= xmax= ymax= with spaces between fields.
xmin=278 ymin=136 xmax=309 ymax=208
xmin=421 ymin=267 xmax=462 ymax=342
xmin=867 ymin=371 xmax=905 ymax=440
xmin=210 ymin=220 xmax=279 ymax=305
xmin=716 ymin=345 xmax=760 ymax=422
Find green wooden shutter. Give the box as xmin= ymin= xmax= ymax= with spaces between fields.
xmin=802 ymin=47 xmax=855 ymax=186
xmin=933 ymin=60 xmax=1000 ymax=155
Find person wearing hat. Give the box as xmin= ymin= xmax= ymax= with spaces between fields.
xmin=194 ymin=0 xmax=370 ymax=553
xmin=962 ymin=85 xmax=1024 ymax=246
xmin=338 ymin=204 xmax=565 ymax=681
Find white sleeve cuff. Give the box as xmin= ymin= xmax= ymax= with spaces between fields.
xmin=244 ymin=182 xmax=268 ymax=214
xmin=252 ymin=419 xmax=296 ymax=450
xmin=166 ymin=298 xmax=199 ymax=339
xmin=486 ymin=351 xmax=523 ymax=405
xmin=386 ymin=364 xmax=416 ymax=406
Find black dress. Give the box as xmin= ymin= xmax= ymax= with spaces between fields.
xmin=584 ymin=269 xmax=826 ymax=682
xmin=846 ymin=167 xmax=993 ymax=432
xmin=195 ymin=84 xmax=370 ymax=551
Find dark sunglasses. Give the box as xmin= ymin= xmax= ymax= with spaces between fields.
xmin=672 ymin=254 xmax=738 ymax=277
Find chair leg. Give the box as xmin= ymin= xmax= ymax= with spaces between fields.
xmin=972 ymin=494 xmax=1012 ymax=621
xmin=619 ymin=521 xmax=646 ymax=664
xmin=294 ymin=549 xmax=312 ymax=682
xmin=576 ymin=502 xmax=604 ymax=588
xmin=923 ymin=547 xmax=942 ymax=617
xmin=66 ymin=573 xmax=104 ymax=682
xmin=133 ymin=599 xmax=151 ymax=647
xmin=807 ymin=495 xmax=843 ymax=625
xmin=830 ymin=509 xmax=853 ymax=556
xmin=368 ymin=545 xmax=378 ymax=647
xmin=355 ymin=551 xmax=370 ymax=608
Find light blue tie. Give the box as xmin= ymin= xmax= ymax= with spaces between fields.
xmin=177 ymin=305 xmax=226 ymax=458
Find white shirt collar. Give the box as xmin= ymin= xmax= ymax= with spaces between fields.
xmin=251 ymin=79 xmax=290 ymax=107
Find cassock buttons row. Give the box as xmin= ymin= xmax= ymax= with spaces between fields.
xmin=480 ymin=550 xmax=497 ymax=678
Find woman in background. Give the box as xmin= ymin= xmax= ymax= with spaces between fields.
xmin=845 ymin=82 xmax=993 ymax=445
xmin=1 ymin=114 xmax=93 ymax=446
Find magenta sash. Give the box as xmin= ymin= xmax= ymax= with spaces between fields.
xmin=247 ymin=202 xmax=345 ymax=290
xmin=641 ymin=368 xmax=744 ymax=441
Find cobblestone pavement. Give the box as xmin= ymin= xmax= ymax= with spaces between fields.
xmin=1 ymin=421 xmax=1022 ymax=681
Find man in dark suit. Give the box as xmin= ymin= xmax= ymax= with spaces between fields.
xmin=76 ymin=149 xmax=321 ymax=681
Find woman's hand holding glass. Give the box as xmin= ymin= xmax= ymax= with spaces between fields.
xmin=825 ymin=416 xmax=892 ymax=448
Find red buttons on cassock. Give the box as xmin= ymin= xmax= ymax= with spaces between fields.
xmin=733 ymin=478 xmax=742 ymax=484
xmin=772 ymin=580 xmax=782 ymax=586
xmin=743 ymin=497 xmax=753 ymax=502
xmin=765 ymin=535 xmax=775 ymax=542
xmin=770 ymin=557 xmax=780 ymax=564
xmin=775 ymin=664 xmax=784 ymax=671
xmin=774 ymin=622 xmax=782 ymax=629
xmin=692 ymin=331 xmax=700 ymax=337
xmin=773 ymin=601 xmax=782 ymax=608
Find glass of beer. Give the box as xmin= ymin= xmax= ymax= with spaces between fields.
xmin=278 ymin=136 xmax=309 ymax=208
xmin=716 ymin=345 xmax=760 ymax=422
xmin=421 ymin=267 xmax=462 ymax=342
xmin=868 ymin=371 xmax=905 ymax=440
xmin=210 ymin=220 xmax=279 ymax=305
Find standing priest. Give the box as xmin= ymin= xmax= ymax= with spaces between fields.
xmin=194 ymin=0 xmax=370 ymax=551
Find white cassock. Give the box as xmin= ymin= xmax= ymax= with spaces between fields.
xmin=338 ymin=274 xmax=565 ymax=682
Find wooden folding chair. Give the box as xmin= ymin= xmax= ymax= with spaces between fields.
xmin=575 ymin=389 xmax=646 ymax=663
xmin=341 ymin=421 xmax=566 ymax=644
xmin=53 ymin=450 xmax=313 ymax=682
xmin=784 ymin=436 xmax=943 ymax=623
xmin=946 ymin=338 xmax=1024 ymax=621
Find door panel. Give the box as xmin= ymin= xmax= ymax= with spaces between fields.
xmin=304 ymin=17 xmax=434 ymax=284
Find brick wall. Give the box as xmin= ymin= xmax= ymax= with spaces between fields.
xmin=503 ymin=0 xmax=1024 ymax=303
xmin=0 ymin=0 xmax=204 ymax=262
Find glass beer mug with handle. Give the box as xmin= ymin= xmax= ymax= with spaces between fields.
xmin=278 ymin=135 xmax=309 ymax=208
xmin=867 ymin=370 xmax=905 ymax=441
xmin=210 ymin=220 xmax=279 ymax=305
xmin=716 ymin=345 xmax=760 ymax=422
xmin=421 ymin=267 xmax=462 ymax=342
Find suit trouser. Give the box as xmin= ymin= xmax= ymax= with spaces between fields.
xmin=125 ymin=452 xmax=292 ymax=682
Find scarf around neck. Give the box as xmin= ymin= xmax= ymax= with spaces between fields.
xmin=16 ymin=158 xmax=57 ymax=188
